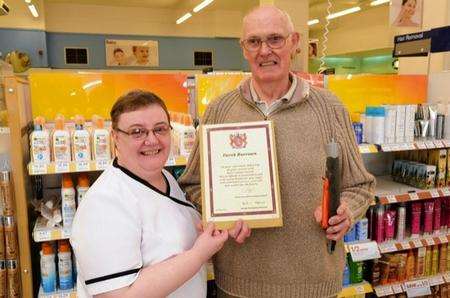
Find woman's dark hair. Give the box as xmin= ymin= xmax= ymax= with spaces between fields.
xmin=110 ymin=90 xmax=170 ymax=130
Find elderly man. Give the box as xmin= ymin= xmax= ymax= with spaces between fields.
xmin=179 ymin=5 xmax=375 ymax=298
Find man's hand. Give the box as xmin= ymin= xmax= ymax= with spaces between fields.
xmin=228 ymin=219 xmax=251 ymax=244
xmin=314 ymin=202 xmax=351 ymax=241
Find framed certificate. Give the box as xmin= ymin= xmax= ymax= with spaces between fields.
xmin=200 ymin=121 xmax=282 ymax=229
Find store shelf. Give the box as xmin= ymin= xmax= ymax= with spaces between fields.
xmin=28 ymin=156 xmax=188 ymax=175
xmin=373 ymin=272 xmax=450 ymax=297
xmin=358 ymin=139 xmax=450 ymax=154
xmin=375 ymin=175 xmax=450 ymax=205
xmin=378 ymin=233 xmax=450 ymax=254
xmin=38 ymin=286 xmax=76 ymax=298
xmin=28 ymin=160 xmax=111 ymax=175
xmin=338 ymin=281 xmax=373 ymax=298
xmin=33 ymin=217 xmax=70 ymax=242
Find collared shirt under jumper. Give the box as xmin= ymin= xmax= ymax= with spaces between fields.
xmin=70 ymin=159 xmax=206 ymax=298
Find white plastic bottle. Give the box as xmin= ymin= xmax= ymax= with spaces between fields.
xmin=76 ymin=174 xmax=90 ymax=206
xmin=30 ymin=116 xmax=51 ymax=163
xmin=61 ymin=174 xmax=76 ymax=228
xmin=180 ymin=114 xmax=196 ymax=158
xmin=72 ymin=115 xmax=91 ymax=162
xmin=40 ymin=242 xmax=56 ymax=293
xmin=58 ymin=240 xmax=73 ymax=290
xmin=170 ymin=112 xmax=181 ymax=158
xmin=92 ymin=115 xmax=111 ymax=161
xmin=52 ymin=115 xmax=71 ymax=162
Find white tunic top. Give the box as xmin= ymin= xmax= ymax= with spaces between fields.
xmin=70 ymin=159 xmax=206 ymax=298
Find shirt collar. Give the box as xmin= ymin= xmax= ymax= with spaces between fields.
xmin=250 ymin=73 xmax=298 ymax=104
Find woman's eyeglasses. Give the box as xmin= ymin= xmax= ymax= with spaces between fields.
xmin=115 ymin=124 xmax=172 ymax=140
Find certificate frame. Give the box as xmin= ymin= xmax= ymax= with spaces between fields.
xmin=200 ymin=121 xmax=282 ymax=229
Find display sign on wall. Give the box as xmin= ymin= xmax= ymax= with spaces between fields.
xmin=105 ymin=39 xmax=159 ymax=67
xmin=390 ymin=0 xmax=423 ymax=27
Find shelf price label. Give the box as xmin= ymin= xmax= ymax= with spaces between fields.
xmin=31 ymin=163 xmax=47 ymax=175
xmin=55 ymin=161 xmax=70 ymax=173
xmin=95 ymin=159 xmax=109 ymax=170
xmin=415 ymin=141 xmax=427 ymax=149
xmin=425 ymin=141 xmax=436 ymax=149
xmin=434 ymin=140 xmax=444 ymax=148
xmin=75 ymin=161 xmax=90 ymax=172
xmin=359 ymin=145 xmax=371 ymax=154
xmin=409 ymin=192 xmax=419 ymax=200
xmin=412 ymin=238 xmax=423 ymax=248
xmin=430 ymin=189 xmax=440 ymax=198
xmin=386 ymin=195 xmax=397 ymax=204
xmin=439 ymin=235 xmax=448 ymax=243
xmin=404 ymin=279 xmax=431 ymax=297
xmin=424 ymin=237 xmax=435 ymax=246
xmin=34 ymin=230 xmax=50 ymax=242
xmin=429 ymin=275 xmax=445 ymax=286
xmin=381 ymin=144 xmax=392 ymax=152
xmin=379 ymin=242 xmax=397 ymax=253
xmin=443 ymin=140 xmax=450 ymax=147
xmin=392 ymin=284 xmax=404 ymax=294
xmin=375 ymin=285 xmax=394 ymax=297
xmin=400 ymin=143 xmax=410 ymax=150
xmin=348 ymin=241 xmax=381 ymax=261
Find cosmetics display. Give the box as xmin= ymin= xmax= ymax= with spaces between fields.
xmin=352 ymin=104 xmax=450 ymax=146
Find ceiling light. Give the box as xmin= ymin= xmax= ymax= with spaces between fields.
xmin=176 ymin=12 xmax=192 ymax=25
xmin=326 ymin=6 xmax=361 ymax=20
xmin=370 ymin=0 xmax=390 ymax=6
xmin=24 ymin=0 xmax=32 ymax=3
xmin=193 ymin=0 xmax=214 ymax=13
xmin=307 ymin=19 xmax=319 ymax=26
xmin=28 ymin=4 xmax=39 ymax=18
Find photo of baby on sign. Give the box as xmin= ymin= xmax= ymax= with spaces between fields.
xmin=105 ymin=39 xmax=159 ymax=67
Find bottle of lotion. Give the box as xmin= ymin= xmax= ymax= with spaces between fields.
xmin=72 ymin=115 xmax=91 ymax=162
xmin=92 ymin=115 xmax=111 ymax=161
xmin=76 ymin=174 xmax=90 ymax=206
xmin=52 ymin=115 xmax=71 ymax=162
xmin=61 ymin=174 xmax=76 ymax=228
xmin=30 ymin=116 xmax=51 ymax=163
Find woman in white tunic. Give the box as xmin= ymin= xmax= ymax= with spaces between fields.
xmin=70 ymin=90 xmax=229 ymax=298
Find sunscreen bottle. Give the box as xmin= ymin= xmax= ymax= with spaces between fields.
xmin=72 ymin=115 xmax=91 ymax=162
xmin=52 ymin=115 xmax=71 ymax=162
xmin=92 ymin=115 xmax=111 ymax=160
xmin=61 ymin=174 xmax=76 ymax=228
xmin=30 ymin=116 xmax=51 ymax=163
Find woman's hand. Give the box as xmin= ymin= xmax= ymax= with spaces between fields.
xmin=191 ymin=223 xmax=228 ymax=263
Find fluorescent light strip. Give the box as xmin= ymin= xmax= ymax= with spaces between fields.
xmin=193 ymin=0 xmax=214 ymax=13
xmin=370 ymin=0 xmax=390 ymax=6
xmin=28 ymin=4 xmax=39 ymax=18
xmin=24 ymin=0 xmax=32 ymax=3
xmin=326 ymin=6 xmax=361 ymax=20
xmin=176 ymin=12 xmax=192 ymax=25
xmin=307 ymin=19 xmax=319 ymax=26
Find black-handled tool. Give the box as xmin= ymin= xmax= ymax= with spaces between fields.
xmin=325 ymin=140 xmax=341 ymax=254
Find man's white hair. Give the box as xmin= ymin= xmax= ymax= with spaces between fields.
xmin=242 ymin=5 xmax=295 ymax=38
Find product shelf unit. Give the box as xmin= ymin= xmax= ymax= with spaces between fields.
xmin=375 ymin=175 xmax=449 ymax=205
xmin=28 ymin=156 xmax=188 ymax=175
xmin=344 ymin=233 xmax=450 ymax=256
xmin=38 ymin=286 xmax=76 ymax=298
xmin=338 ymin=281 xmax=373 ymax=298
xmin=33 ymin=217 xmax=71 ymax=242
xmin=373 ymin=272 xmax=450 ymax=297
xmin=359 ymin=139 xmax=450 ymax=154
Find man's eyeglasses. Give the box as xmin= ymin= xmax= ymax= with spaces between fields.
xmin=241 ymin=34 xmax=291 ymax=52
xmin=115 ymin=124 xmax=172 ymax=140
